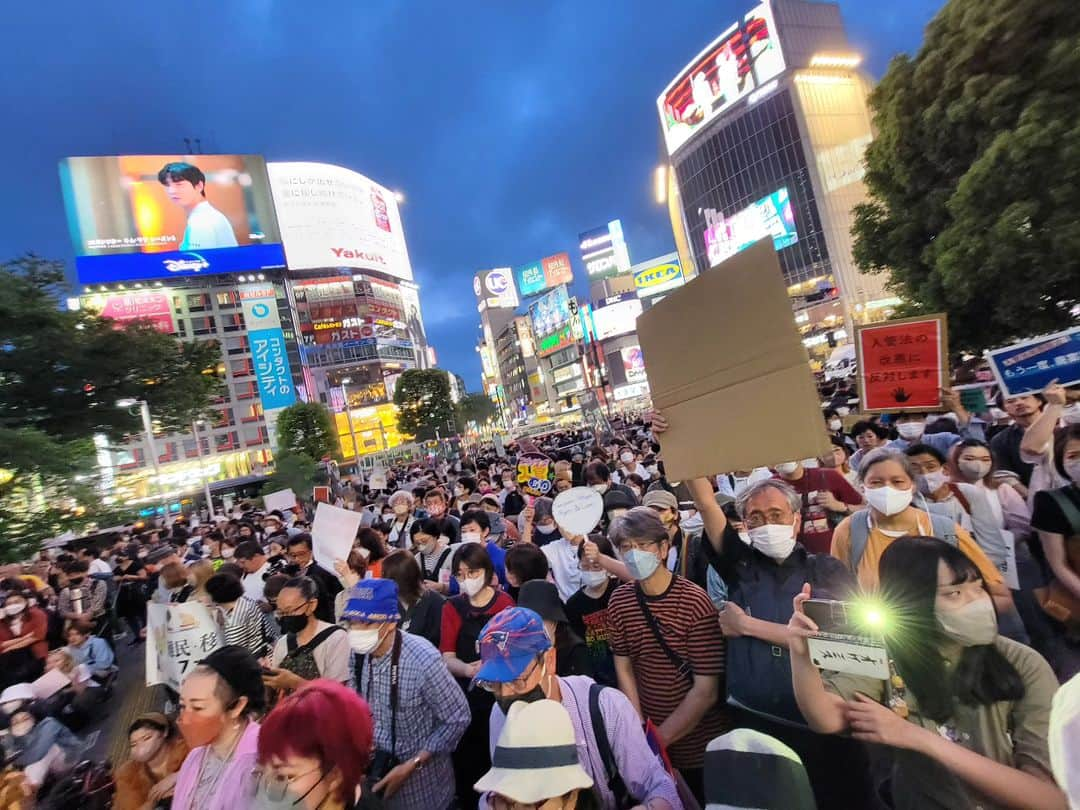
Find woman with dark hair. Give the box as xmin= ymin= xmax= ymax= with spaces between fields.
xmin=205 ymin=573 xmax=274 ymax=659
xmin=503 ymin=543 xmax=549 ymax=602
xmin=114 ymin=544 xmax=149 ymax=643
xmin=354 ymin=527 xmax=388 ymax=579
xmin=114 ymin=712 xmax=189 ymax=810
xmin=789 ymin=536 xmax=1064 ymax=810
xmin=381 ymin=550 xmax=444 ymax=647
xmin=256 ymin=679 xmax=374 ymax=810
xmin=411 ymin=518 xmax=454 ymax=594
xmin=1030 ymin=422 xmax=1080 ymax=635
xmin=441 ymin=543 xmax=514 ymax=810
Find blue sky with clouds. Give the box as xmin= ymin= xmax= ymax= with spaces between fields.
xmin=1 ymin=0 xmax=943 ymax=389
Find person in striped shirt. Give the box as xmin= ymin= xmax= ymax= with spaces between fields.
xmin=205 ymin=573 xmax=275 ymax=659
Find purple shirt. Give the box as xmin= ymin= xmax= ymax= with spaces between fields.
xmin=173 ymin=721 xmax=260 ymax=810
xmin=488 ymin=675 xmax=682 ymax=809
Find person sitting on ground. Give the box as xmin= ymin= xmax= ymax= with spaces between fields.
xmin=64 ymin=620 xmax=114 ymax=680
xmin=2 ymin=693 xmax=84 ymax=794
xmin=113 ymin=712 xmax=189 ymax=810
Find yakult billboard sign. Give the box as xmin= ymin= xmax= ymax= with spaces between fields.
xmin=267 ymin=162 xmax=414 ymax=282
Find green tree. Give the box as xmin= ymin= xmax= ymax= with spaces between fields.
xmin=393 ymin=369 xmax=456 ymax=440
xmin=275 ymin=401 xmax=338 ymax=460
xmin=457 ymin=392 xmax=497 ymax=429
xmin=852 ymin=0 xmax=1080 ymax=353
xmin=261 ymin=450 xmax=321 ymax=502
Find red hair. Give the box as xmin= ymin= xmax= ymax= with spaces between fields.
xmin=257 ymin=679 xmax=374 ymax=804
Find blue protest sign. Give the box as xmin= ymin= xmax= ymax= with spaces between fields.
xmin=986 ymin=327 xmax=1080 ymax=396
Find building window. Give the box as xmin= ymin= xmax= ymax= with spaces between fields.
xmin=192 ymin=316 xmax=216 ymax=335
xmin=187 ymin=293 xmax=210 ymax=312
xmin=216 ymin=290 xmax=238 ymax=308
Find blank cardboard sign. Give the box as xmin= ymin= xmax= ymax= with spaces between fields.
xmin=636 ymin=239 xmax=831 ymax=481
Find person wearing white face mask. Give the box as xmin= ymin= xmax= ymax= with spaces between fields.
xmin=680 ymin=475 xmax=873 ymax=808
xmin=789 ymin=536 xmax=1065 ymax=810
xmin=617 ymin=449 xmax=651 ymax=482
xmin=888 ymin=390 xmax=984 ymax=456
xmin=829 ymin=449 xmax=1014 ymax=616
xmin=448 ymin=512 xmax=509 ymax=597
xmin=342 ymin=579 xmax=469 ymax=809
xmin=772 ymin=457 xmax=863 ymax=555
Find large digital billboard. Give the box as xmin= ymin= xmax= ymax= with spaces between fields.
xmin=514 ymin=252 xmax=574 ymax=298
xmin=59 ymin=155 xmax=284 ymax=284
xmin=267 ymin=162 xmax=413 ymax=282
xmin=579 ymin=220 xmax=632 ymax=279
xmin=473 ymin=268 xmax=519 ymax=310
xmin=591 ymin=292 xmax=643 ymax=341
xmin=658 ymin=3 xmax=786 ymax=155
xmin=704 ymin=187 xmax=798 ymax=268
xmin=529 ymin=285 xmax=576 ymax=357
xmin=631 ymin=253 xmax=685 ymax=298
xmin=82 ymin=290 xmax=175 ymax=333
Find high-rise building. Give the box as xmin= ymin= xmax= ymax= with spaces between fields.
xmin=60 ymin=155 xmax=430 ymax=512
xmin=657 ymin=0 xmax=896 ymax=366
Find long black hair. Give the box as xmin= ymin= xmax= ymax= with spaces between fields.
xmin=878 ymin=536 xmax=1024 ymax=723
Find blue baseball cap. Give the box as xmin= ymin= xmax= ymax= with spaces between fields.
xmin=474 ymin=607 xmax=552 ymax=685
xmin=340 ymin=579 xmax=400 ymax=623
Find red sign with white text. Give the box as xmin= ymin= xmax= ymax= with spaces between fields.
xmin=855 ymin=314 xmax=948 ymax=412
xmin=96 ymin=291 xmax=174 ymax=333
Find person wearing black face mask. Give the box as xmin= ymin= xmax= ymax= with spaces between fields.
xmin=475 ymin=607 xmax=681 ymax=810
xmin=262 ymin=577 xmax=349 ymax=700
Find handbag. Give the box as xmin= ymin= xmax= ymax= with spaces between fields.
xmin=1034 ymin=488 xmax=1080 ymax=625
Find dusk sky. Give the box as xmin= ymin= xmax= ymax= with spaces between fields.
xmin=1 ymin=0 xmax=943 ymax=389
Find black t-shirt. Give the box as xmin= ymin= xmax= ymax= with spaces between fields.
xmin=1031 ymin=486 xmax=1080 ymax=536
xmin=990 ymin=424 xmax=1035 ymax=487
xmin=564 ymin=578 xmax=617 ymax=687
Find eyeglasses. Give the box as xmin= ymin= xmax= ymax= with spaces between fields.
xmin=744 ymin=511 xmax=792 ymax=529
xmin=616 ymin=539 xmax=660 ymax=554
xmin=477 ymin=657 xmax=541 ymax=693
xmin=251 ymin=766 xmax=325 ymax=802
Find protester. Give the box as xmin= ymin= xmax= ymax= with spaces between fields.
xmin=387 ymin=491 xmax=419 ymax=550
xmin=820 ymin=435 xmax=859 ymax=488
xmin=503 ymin=542 xmax=549 ymax=602
xmin=518 ymin=580 xmax=592 ymax=678
xmin=380 ymin=549 xmax=444 ymax=647
xmin=1030 ymin=424 xmax=1080 ymax=635
xmin=454 ymin=510 xmax=509 ymax=594
xmin=234 ymin=540 xmax=271 ymax=603
xmin=789 ymin=536 xmax=1065 ymax=809
xmin=3 ymin=697 xmax=84 ymax=792
xmin=342 ymin=580 xmax=469 ymax=809
xmin=993 ymin=391 xmax=1047 ymax=487
xmin=606 ymin=507 xmax=728 ymax=801
xmin=332 ymin=549 xmax=370 ymax=619
xmin=565 ymin=534 xmax=619 ymax=687
xmin=256 ymin=679 xmax=374 ymax=810
xmin=355 ymin=527 xmax=389 ymax=579
xmin=64 ymin=620 xmax=114 ymax=679
xmin=205 ymin=572 xmax=274 ymax=659
xmin=771 ymin=456 xmax=864 ymax=554
xmin=113 ymin=712 xmax=189 ymax=810
xmin=173 ymin=645 xmax=266 ymax=810
xmin=0 ymin=589 xmax=48 ymax=689
xmin=181 ymin=559 xmax=214 ymax=605
xmin=583 ymin=460 xmax=636 ymax=503
xmin=285 ymin=534 xmax=342 ymax=623
xmin=848 ymin=419 xmax=891 ymax=472
xmin=266 ymin=576 xmax=350 ymax=693
xmin=57 ymin=560 xmax=109 ymax=636
xmin=474 ymin=699 xmax=598 ymax=810
xmin=425 ymin=488 xmax=461 ymax=544
xmin=476 ymin=607 xmax=680 ymax=809
xmin=412 ymin=517 xmax=455 ymax=594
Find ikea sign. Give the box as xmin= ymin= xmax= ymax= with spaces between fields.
xmin=632 ymin=253 xmax=684 ymax=298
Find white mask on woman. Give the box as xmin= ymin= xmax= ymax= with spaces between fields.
xmin=863 ymin=485 xmax=913 ymax=516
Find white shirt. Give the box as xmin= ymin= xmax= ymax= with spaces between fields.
xmin=541 ymin=539 xmax=582 ymax=602
xmin=88 ymin=558 xmax=112 ymax=575
xmin=242 ymin=562 xmax=270 ymax=603
xmin=270 ymin=621 xmax=351 ymax=684
xmin=181 ymin=201 xmax=238 ymax=250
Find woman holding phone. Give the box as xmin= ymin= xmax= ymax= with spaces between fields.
xmin=788 ymin=536 xmax=1065 ymax=810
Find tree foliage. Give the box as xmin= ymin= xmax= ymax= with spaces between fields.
xmin=261 ymin=450 xmax=321 ymax=502
xmin=852 ymin=0 xmax=1080 ymax=353
xmin=457 ymin=393 xmax=497 ymax=428
xmin=393 ymin=369 xmax=456 ymax=440
xmin=275 ymin=402 xmax=338 ymax=460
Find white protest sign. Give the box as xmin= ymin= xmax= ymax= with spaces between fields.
xmin=807 ymin=635 xmax=890 ymax=680
xmin=146 ymin=601 xmax=225 ymax=690
xmin=31 ymin=668 xmax=71 ymax=700
xmin=369 ymin=468 xmax=387 ymax=491
xmin=263 ymin=489 xmax=296 ymax=513
xmin=311 ymin=502 xmax=362 ymax=572
xmin=552 ymin=487 xmax=604 ymax=538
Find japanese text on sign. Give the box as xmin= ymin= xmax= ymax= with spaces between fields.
xmin=807 ymin=635 xmax=890 ymax=679
xmin=517 ymin=453 xmax=554 ymax=497
xmin=855 ymin=315 xmax=946 ymax=412
xmin=146 ymin=602 xmax=225 ymax=690
xmin=249 ymin=328 xmax=296 ymax=410
xmin=986 ymin=327 xmax=1080 ymax=396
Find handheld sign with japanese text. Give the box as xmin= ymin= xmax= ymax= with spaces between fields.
xmin=552 ymin=488 xmax=604 ymax=537
xmin=986 ymin=326 xmax=1080 ymax=396
xmin=804 ymin=599 xmax=890 ymax=680
xmin=146 ymin=602 xmax=225 ymax=690
xmin=517 ymin=452 xmax=555 ymax=497
xmin=855 ymin=314 xmax=948 ymax=413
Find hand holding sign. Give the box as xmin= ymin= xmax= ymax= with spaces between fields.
xmin=517 ymin=453 xmax=555 ymax=497
xmin=552 ymin=487 xmax=603 ymax=538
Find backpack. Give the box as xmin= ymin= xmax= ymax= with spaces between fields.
xmin=847 ymin=508 xmax=957 ymax=574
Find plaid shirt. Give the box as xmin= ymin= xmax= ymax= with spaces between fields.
xmin=352 ymin=631 xmax=469 ymax=810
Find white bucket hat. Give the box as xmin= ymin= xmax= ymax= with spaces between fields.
xmin=474 ymin=699 xmax=593 ymax=804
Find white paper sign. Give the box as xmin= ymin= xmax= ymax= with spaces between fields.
xmin=31 ymin=668 xmax=71 ymax=700
xmin=311 ymin=502 xmax=363 ymax=572
xmin=369 ymin=468 xmax=387 ymax=491
xmin=808 ymin=635 xmax=890 ymax=679
xmin=146 ymin=602 xmax=225 ymax=690
xmin=263 ymin=489 xmax=297 ymax=513
xmin=1001 ymin=530 xmax=1020 ymax=591
xmin=552 ymin=487 xmax=604 ymax=538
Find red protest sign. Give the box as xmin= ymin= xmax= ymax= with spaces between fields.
xmin=855 ymin=314 xmax=948 ymax=413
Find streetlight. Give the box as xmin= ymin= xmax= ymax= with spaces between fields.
xmin=116 ymin=398 xmax=170 ymax=525
xmin=191 ymin=419 xmax=216 ymax=520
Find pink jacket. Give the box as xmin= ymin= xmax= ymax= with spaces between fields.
xmin=172 ymin=721 xmax=260 ymax=810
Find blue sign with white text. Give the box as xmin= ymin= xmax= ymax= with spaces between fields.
xmin=987 ymin=327 xmax=1080 ymax=396
xmin=248 ymin=327 xmax=297 ymax=411
xmin=75 ymin=244 xmax=286 ymax=284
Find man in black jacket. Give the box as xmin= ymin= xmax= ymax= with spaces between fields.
xmin=285 ymin=533 xmax=341 ymax=623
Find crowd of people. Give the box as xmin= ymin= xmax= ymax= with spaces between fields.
xmin=2 ymin=381 xmax=1080 ymax=808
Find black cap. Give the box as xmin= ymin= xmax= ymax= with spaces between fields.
xmin=518 ymin=580 xmax=568 ymax=625
xmin=197 ymin=645 xmax=266 ymax=713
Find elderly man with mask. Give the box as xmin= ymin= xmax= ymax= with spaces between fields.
xmin=342 ymin=580 xmax=468 ymax=810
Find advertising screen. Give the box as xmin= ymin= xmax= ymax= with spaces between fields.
xmin=591 ymin=293 xmax=643 ymax=341
xmin=514 ymin=252 xmax=574 ymax=298
xmin=632 ymin=253 xmax=685 ymax=298
xmin=579 ymin=220 xmax=632 ymax=279
xmin=621 ymin=346 xmax=647 ymax=383
xmin=83 ymin=290 xmax=175 ymax=333
xmin=704 ymin=187 xmax=798 ymax=268
xmin=474 ymin=268 xmax=519 ymax=310
xmin=59 ymin=155 xmax=284 ymax=283
xmin=529 ymin=286 xmax=576 ymax=357
xmin=267 ymin=162 xmax=413 ymax=281
xmin=658 ymin=3 xmax=786 ymax=155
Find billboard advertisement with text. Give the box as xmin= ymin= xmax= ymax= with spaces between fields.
xmin=704 ymin=187 xmax=797 ymax=268
xmin=579 ymin=220 xmax=631 ymax=279
xmin=267 ymin=162 xmax=413 ymax=281
xmin=474 ymin=268 xmax=519 ymax=310
xmin=632 ymin=253 xmax=685 ymax=298
xmin=591 ymin=293 xmax=643 ymax=341
xmin=515 ymin=252 xmax=574 ymax=298
xmin=59 ymin=154 xmax=284 ymax=283
xmin=83 ymin=290 xmax=175 ymax=333
xmin=658 ymin=2 xmax=786 ymax=155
